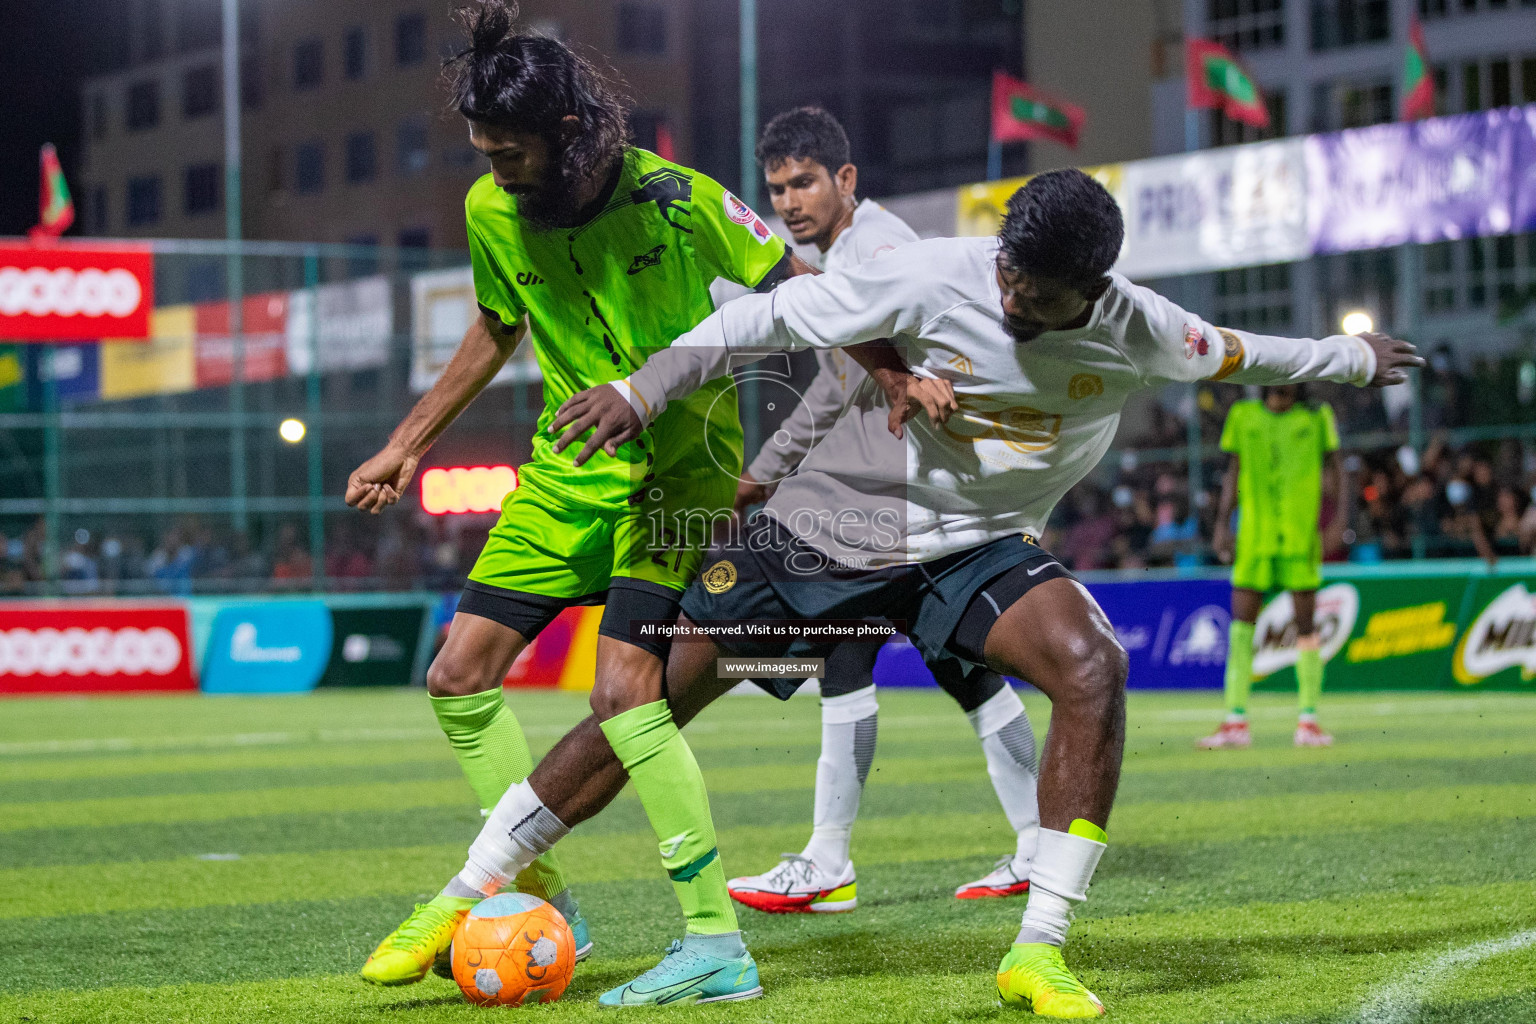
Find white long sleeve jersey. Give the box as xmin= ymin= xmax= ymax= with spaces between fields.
xmin=621 ymin=235 xmax=1377 ymax=568
xmin=745 ymin=199 xmax=919 ymax=483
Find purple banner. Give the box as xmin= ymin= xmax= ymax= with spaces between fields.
xmin=1306 ymin=107 xmax=1522 ymax=254
xmin=1514 ymin=105 xmax=1536 ymax=234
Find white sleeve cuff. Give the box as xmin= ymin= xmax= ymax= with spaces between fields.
xmin=610 ymin=378 xmax=658 ymax=427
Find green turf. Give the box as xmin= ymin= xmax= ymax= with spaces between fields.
xmin=2 ymin=688 xmax=1534 ymax=1023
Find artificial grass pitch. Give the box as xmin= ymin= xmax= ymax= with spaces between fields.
xmin=2 ymin=688 xmax=1534 ymax=1023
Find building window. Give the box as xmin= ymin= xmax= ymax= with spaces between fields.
xmin=397 ymin=118 xmax=430 ymax=174
xmin=138 ymin=0 xmax=165 ymax=61
xmin=294 ymin=38 xmax=324 ymax=89
xmin=396 ymin=12 xmax=426 ymax=66
xmin=1463 ymin=61 xmax=1482 ymax=110
xmin=90 ymin=186 xmax=109 ymax=233
xmin=1211 ymin=90 xmax=1287 ymax=145
xmin=399 ymin=227 xmax=431 ymax=271
xmin=345 ymin=27 xmax=367 ymax=79
xmin=1213 ymin=262 xmax=1294 ymax=331
xmin=176 ymin=0 xmax=220 ymax=51
xmin=182 ymin=64 xmax=219 ymax=118
xmin=617 ymin=2 xmax=667 ymax=54
xmin=242 ymin=55 xmax=264 ymax=110
xmin=295 ymin=141 xmax=325 ymax=194
xmin=346 ymin=234 xmax=380 ymax=278
xmin=346 ymin=132 xmax=378 ymax=183
xmin=1206 ymin=0 xmax=1285 ymax=52
xmin=126 ymin=79 xmax=160 ymax=131
xmin=266 ymin=146 xmax=285 ymax=192
xmin=1423 ymin=0 xmax=1536 ymax=14
xmin=1310 ymin=79 xmax=1392 ymax=131
xmin=127 ymin=176 xmax=162 ymax=226
xmin=1310 ymin=0 xmax=1390 ymax=51
xmin=184 ymin=162 xmax=220 ymax=214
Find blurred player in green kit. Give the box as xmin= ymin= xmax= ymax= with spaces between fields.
xmin=1201 ymin=383 xmax=1342 ymax=749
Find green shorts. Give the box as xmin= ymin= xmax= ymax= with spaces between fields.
xmin=1231 ymin=549 xmax=1322 ymax=593
xmin=468 ymin=474 xmax=735 ymax=599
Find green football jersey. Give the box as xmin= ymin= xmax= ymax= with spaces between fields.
xmin=1220 ymin=398 xmax=1339 ymax=559
xmin=467 ymin=147 xmax=788 ymax=509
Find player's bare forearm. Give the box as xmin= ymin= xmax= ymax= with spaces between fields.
xmin=785 ymin=251 xmax=820 ymax=278
xmin=345 ymin=315 xmax=523 ymax=513
xmin=391 ymin=315 xmax=523 ymax=455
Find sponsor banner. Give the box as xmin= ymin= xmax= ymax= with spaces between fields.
xmin=201 ymin=601 xmax=332 ymax=694
xmin=194 ymin=291 xmax=289 ymax=388
xmin=1117 ymin=138 xmax=1310 ymax=278
xmin=24 ymin=343 xmax=100 ymax=407
xmin=1514 ymin=104 xmax=1536 ymax=233
xmin=318 ymin=607 xmax=426 ymax=688
xmin=0 ymin=605 xmax=195 ymax=694
xmin=1090 ymin=578 xmax=1232 ymax=689
xmin=1452 ymin=578 xmax=1536 ymax=690
xmin=1305 ymin=107 xmax=1520 ymax=254
xmin=100 ymin=304 xmax=196 ymax=400
xmin=409 ymin=266 xmax=539 ymax=393
xmin=286 ymin=275 xmax=393 ymax=375
xmin=420 ymin=465 xmax=518 ymax=515
xmin=503 ymin=605 xmax=603 ymax=690
xmin=956 ymin=165 xmax=1124 ymax=240
xmin=0 ymin=345 xmax=22 ymax=411
xmin=0 ymin=242 xmax=153 ymax=340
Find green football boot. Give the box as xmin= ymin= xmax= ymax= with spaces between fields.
xmin=360 ymin=894 xmax=478 ymax=986
xmin=598 ymin=938 xmax=761 ymax=1007
xmin=997 ymin=942 xmax=1105 ymax=1017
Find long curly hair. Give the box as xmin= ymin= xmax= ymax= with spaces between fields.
xmin=445 ymin=1 xmax=631 ymax=188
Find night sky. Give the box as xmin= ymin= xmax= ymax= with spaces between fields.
xmin=0 ymin=1 xmax=126 ymax=236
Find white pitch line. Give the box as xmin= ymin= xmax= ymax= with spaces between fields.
xmin=1356 ymin=928 xmax=1536 ymax=1024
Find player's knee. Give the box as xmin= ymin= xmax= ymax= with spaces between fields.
xmin=425 ymin=653 xmax=498 ymax=698
xmin=1064 ymin=635 xmax=1129 ymax=713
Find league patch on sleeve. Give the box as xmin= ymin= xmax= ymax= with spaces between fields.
xmin=723 ymin=191 xmax=775 ymax=245
xmin=1209 ymin=328 xmax=1245 ymax=381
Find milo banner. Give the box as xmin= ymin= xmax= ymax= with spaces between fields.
xmin=1451 ymin=578 xmax=1536 ymax=690
xmin=1248 ymin=575 xmax=1465 ymax=692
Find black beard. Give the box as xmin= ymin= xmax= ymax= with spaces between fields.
xmin=515 ymin=181 xmax=585 ymax=231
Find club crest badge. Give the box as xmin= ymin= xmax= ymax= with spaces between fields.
xmin=702 ymin=560 xmax=738 ymax=594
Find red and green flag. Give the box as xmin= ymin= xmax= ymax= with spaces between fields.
xmin=991 ymin=71 xmax=1085 ymax=149
xmin=31 ymin=143 xmax=74 ymax=240
xmin=1400 ymin=17 xmax=1435 ymax=120
xmin=1186 ymin=38 xmax=1269 ymax=128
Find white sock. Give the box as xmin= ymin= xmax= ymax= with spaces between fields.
xmin=1016 ymin=828 xmax=1107 ymax=946
xmin=454 ymin=780 xmax=570 ymax=897
xmin=967 ymin=682 xmax=1040 ymax=874
xmin=800 ymin=684 xmax=878 ymax=873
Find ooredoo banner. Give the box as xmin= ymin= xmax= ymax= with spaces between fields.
xmin=0 ymin=605 xmax=194 ymax=693
xmin=0 ymin=243 xmax=153 ymax=340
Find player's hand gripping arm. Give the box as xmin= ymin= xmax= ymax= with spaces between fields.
xmin=345 ymin=314 xmax=524 ymax=513
xmin=550 ymin=251 xmax=931 ymax=465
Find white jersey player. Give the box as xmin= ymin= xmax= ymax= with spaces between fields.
xmin=724 ymin=107 xmax=1042 ymax=920
xmin=541 ymin=168 xmax=1420 ymax=1015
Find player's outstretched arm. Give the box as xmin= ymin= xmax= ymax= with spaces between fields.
xmin=345 ymin=314 xmax=524 ymax=512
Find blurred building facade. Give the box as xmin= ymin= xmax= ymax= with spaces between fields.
xmin=1149 ymin=0 xmax=1536 ymax=352
xmin=76 ymin=0 xmax=692 ymax=254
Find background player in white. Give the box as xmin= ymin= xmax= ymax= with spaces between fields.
xmin=539 ymin=169 xmax=1421 ymax=1015
xmin=725 ymin=107 xmax=1041 ymax=915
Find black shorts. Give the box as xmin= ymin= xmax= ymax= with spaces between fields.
xmin=455 ymin=578 xmax=681 ymax=661
xmin=680 ymin=516 xmax=1073 ymax=699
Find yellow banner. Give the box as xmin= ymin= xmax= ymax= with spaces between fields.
xmin=956 ymin=164 xmax=1124 ymax=238
xmin=100 ymin=304 xmax=196 ymax=400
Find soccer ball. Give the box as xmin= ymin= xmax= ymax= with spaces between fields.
xmin=450 ymin=893 xmax=576 ymax=1006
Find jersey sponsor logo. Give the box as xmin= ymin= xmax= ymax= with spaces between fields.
xmin=940 ymin=399 xmax=1062 ymax=454
xmin=1453 ymin=583 xmax=1536 ymax=684
xmin=1209 ymin=328 xmax=1245 ymax=381
xmin=1068 ymin=373 xmax=1103 ymax=400
xmin=722 ymin=191 xmax=775 ymax=245
xmin=1183 ymin=324 xmax=1208 ymax=359
xmin=627 ymin=244 xmax=666 ymax=275
xmin=701 ymin=560 xmax=738 ymax=594
xmin=946 ymin=354 xmax=975 ymax=375
xmin=1251 ymin=583 xmax=1358 ymax=679
xmin=515 ymin=271 xmax=545 ymax=286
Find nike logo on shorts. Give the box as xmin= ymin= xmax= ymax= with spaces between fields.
xmin=1025 ymin=561 xmax=1060 ymax=576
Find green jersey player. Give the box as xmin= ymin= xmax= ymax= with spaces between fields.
xmin=345 ymin=1 xmax=810 ymax=998
xmin=1202 ymin=385 xmax=1342 ymax=749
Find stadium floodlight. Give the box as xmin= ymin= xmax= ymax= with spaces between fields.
xmin=278 ymin=418 xmax=307 ymax=444
xmin=1341 ymin=311 xmax=1373 ymax=336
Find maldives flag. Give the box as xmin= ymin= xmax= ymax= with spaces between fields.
xmin=1186 ymin=38 xmax=1269 ymax=128
xmin=991 ymin=71 xmax=1085 ymax=149
xmin=30 ymin=143 xmax=74 ymax=240
xmin=1400 ymin=17 xmax=1434 ymax=120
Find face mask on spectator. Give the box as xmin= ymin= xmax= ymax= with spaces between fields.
xmin=1397 ymin=445 xmax=1420 ymax=477
xmin=1112 ymin=485 xmax=1133 ymax=509
xmin=1446 ymin=480 xmax=1471 ymax=507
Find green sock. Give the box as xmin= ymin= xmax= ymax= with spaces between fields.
xmin=1225 ymin=620 xmax=1255 ymax=716
xmin=600 ymin=700 xmax=738 ymax=935
xmin=430 ymin=689 xmax=568 ymax=902
xmin=1296 ymin=644 xmax=1323 ymax=716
